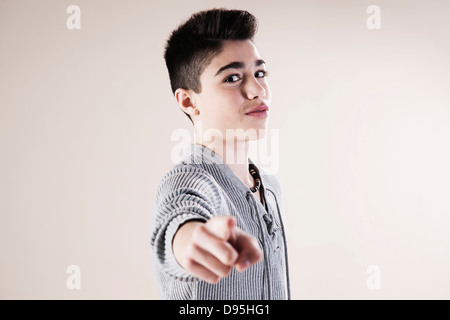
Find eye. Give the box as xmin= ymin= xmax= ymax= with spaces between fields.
xmin=224 ymin=74 xmax=241 ymax=83
xmin=255 ymin=70 xmax=269 ymax=78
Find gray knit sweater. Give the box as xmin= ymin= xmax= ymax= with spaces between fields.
xmin=150 ymin=143 xmax=290 ymax=300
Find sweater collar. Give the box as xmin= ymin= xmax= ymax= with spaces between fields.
xmin=182 ymin=143 xmax=259 ymax=167
xmin=182 ymin=142 xmax=263 ymax=188
xmin=182 ymin=143 xmax=227 ymax=165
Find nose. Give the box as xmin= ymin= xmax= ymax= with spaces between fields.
xmin=244 ymin=76 xmax=266 ymax=100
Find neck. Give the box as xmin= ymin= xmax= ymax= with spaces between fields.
xmin=195 ymin=134 xmax=254 ymax=189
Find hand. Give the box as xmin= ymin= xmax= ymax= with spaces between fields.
xmin=172 ymin=216 xmax=263 ymax=284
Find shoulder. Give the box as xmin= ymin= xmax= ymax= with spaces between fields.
xmin=159 ymin=161 xmax=218 ymax=184
xmin=155 ymin=162 xmax=222 ymax=200
xmin=160 ymin=162 xmax=213 ymax=181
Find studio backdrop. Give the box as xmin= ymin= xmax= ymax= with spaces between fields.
xmin=1 ymin=0 xmax=449 ymax=299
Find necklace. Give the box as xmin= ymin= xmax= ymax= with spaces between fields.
xmin=249 ymin=164 xmax=261 ymax=193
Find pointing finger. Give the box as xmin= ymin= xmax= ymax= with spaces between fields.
xmin=204 ymin=216 xmax=236 ymax=241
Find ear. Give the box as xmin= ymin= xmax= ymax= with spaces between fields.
xmin=174 ymin=88 xmax=199 ymax=116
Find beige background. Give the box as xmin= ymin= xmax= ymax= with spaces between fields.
xmin=1 ymin=0 xmax=449 ymax=299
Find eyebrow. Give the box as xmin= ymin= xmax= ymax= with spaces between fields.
xmin=214 ymin=59 xmax=266 ymax=77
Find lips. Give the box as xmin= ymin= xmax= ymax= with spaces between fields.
xmin=245 ymin=105 xmax=269 ymax=114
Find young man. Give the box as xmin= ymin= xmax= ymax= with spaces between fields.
xmin=150 ymin=8 xmax=290 ymax=300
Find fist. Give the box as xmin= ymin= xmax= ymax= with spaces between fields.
xmin=173 ymin=216 xmax=263 ymax=284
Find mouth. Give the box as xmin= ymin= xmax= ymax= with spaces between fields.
xmin=245 ymin=109 xmax=268 ymax=118
xmin=245 ymin=105 xmax=269 ymax=116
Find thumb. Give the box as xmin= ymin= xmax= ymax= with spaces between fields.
xmin=205 ymin=216 xmax=236 ymax=241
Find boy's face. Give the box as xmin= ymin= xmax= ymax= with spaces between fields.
xmin=191 ymin=40 xmax=271 ymax=141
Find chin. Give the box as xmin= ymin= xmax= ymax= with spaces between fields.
xmin=225 ymin=125 xmax=268 ymax=142
xmin=252 ymin=127 xmax=268 ymax=140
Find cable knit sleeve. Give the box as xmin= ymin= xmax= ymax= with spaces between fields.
xmin=150 ymin=164 xmax=223 ymax=282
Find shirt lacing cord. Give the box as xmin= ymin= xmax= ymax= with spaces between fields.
xmin=246 ymin=191 xmax=271 ymax=300
xmin=246 ymin=189 xmax=291 ymax=300
xmin=266 ymin=188 xmax=291 ymax=300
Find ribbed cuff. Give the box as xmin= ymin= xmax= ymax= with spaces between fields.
xmin=163 ymin=213 xmax=208 ymax=282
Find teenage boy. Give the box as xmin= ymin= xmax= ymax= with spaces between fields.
xmin=150 ymin=8 xmax=290 ymax=300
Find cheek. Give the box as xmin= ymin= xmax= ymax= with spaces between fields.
xmin=209 ymin=90 xmax=243 ymax=115
xmin=228 ymin=94 xmax=244 ymax=111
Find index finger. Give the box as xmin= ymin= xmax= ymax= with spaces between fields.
xmin=204 ymin=216 xmax=236 ymax=241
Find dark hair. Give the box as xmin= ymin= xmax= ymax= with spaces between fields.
xmin=164 ymin=8 xmax=259 ymax=123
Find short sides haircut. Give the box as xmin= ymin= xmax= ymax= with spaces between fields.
xmin=164 ymin=8 xmax=259 ymax=122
